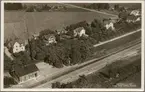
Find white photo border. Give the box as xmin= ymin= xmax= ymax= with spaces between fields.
xmin=1 ymin=0 xmax=144 ymax=91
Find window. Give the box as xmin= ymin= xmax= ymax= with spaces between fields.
xmin=35 ymin=73 xmax=37 ymax=77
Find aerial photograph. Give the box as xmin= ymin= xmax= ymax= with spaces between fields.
xmin=2 ymin=1 xmax=142 ymax=90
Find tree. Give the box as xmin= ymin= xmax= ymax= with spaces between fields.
xmin=26 ymin=6 xmax=35 ymax=12
xmin=66 ymin=21 xmax=89 ymax=31
xmin=114 ymin=4 xmax=119 ymax=11
xmin=69 ymin=42 xmax=82 ymax=64
xmin=79 ymin=39 xmax=92 ymax=62
xmin=44 ymin=45 xmax=64 ymax=68
xmin=52 ymin=82 xmax=61 ymax=88
xmin=104 ymin=3 xmax=110 ymax=10
xmin=39 ymin=29 xmax=55 ymax=38
xmin=4 ymin=53 xmax=13 ymax=71
xmin=13 ymin=51 xmax=31 ymax=66
xmin=42 ymin=4 xmax=51 ymax=10
xmin=4 ymin=76 xmax=18 ymax=88
xmin=118 ymin=11 xmax=128 ymax=21
xmin=84 ymin=25 xmax=93 ymax=35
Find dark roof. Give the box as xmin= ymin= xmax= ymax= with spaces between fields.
xmin=7 ymin=38 xmax=26 ymax=47
xmin=127 ymin=15 xmax=137 ymax=20
xmin=13 ymin=64 xmax=39 ymax=77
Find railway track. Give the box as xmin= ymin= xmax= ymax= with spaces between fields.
xmin=36 ymin=41 xmax=140 ymax=88
xmin=33 ymin=37 xmax=141 ymax=88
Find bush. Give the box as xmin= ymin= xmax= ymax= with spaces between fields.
xmin=4 ymin=77 xmax=18 ymax=88
xmin=26 ymin=6 xmax=35 ymax=12
xmin=4 ymin=53 xmax=12 ymax=71
xmin=86 ymin=3 xmax=110 ymax=10
xmin=52 ymin=82 xmax=61 ymax=88
xmin=39 ymin=29 xmax=55 ymax=38
xmin=42 ymin=4 xmax=51 ymax=10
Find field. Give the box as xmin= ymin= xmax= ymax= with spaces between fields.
xmin=60 ymin=55 xmax=141 ymax=88
xmin=4 ymin=11 xmax=112 ymax=41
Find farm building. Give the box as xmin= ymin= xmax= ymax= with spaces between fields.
xmin=10 ymin=64 xmax=39 ymax=83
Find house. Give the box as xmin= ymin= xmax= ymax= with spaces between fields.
xmin=6 ymin=39 xmax=27 ymax=54
xmin=126 ymin=15 xmax=141 ymax=23
xmin=56 ymin=28 xmax=67 ymax=35
xmin=136 ymin=17 xmax=141 ymax=22
xmin=130 ymin=10 xmax=140 ymax=16
xmin=42 ymin=34 xmax=57 ymax=46
xmin=32 ymin=33 xmax=40 ymax=40
xmin=103 ymin=19 xmax=115 ymax=30
xmin=10 ymin=64 xmax=39 ymax=83
xmin=126 ymin=15 xmax=136 ymax=23
xmin=73 ymin=27 xmax=88 ymax=37
xmin=110 ymin=17 xmax=119 ymax=23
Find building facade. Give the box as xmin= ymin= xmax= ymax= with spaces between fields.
xmin=10 ymin=64 xmax=39 ymax=83
xmin=73 ymin=27 xmax=88 ymax=37
xmin=13 ymin=42 xmax=25 ymax=53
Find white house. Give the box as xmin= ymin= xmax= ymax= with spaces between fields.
xmin=6 ymin=39 xmax=26 ymax=54
xmin=73 ymin=27 xmax=88 ymax=37
xmin=130 ymin=10 xmax=140 ymax=16
xmin=13 ymin=42 xmax=25 ymax=53
xmin=103 ymin=19 xmax=115 ymax=30
xmin=42 ymin=34 xmax=57 ymax=46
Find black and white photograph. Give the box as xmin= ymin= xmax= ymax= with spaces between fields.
xmin=1 ymin=0 xmax=144 ymax=91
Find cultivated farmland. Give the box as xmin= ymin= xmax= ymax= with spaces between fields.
xmin=4 ymin=11 xmax=115 ymax=41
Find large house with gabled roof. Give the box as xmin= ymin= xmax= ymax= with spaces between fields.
xmin=10 ymin=64 xmax=39 ymax=83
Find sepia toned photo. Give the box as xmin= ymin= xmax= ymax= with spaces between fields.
xmin=1 ymin=0 xmax=144 ymax=91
